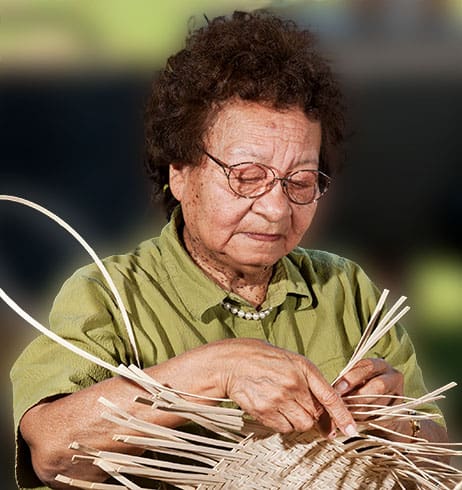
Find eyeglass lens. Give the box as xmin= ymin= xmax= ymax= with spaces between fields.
xmin=228 ymin=163 xmax=327 ymax=204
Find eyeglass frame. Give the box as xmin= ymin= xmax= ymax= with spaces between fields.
xmin=202 ymin=149 xmax=331 ymax=205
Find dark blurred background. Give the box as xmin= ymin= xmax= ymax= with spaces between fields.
xmin=1 ymin=1 xmax=461 ymax=487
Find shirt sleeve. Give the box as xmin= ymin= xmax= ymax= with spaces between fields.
xmin=10 ymin=268 xmax=131 ymax=489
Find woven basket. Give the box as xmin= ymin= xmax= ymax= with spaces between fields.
xmin=196 ymin=430 xmax=397 ymax=490
xmin=54 ymin=370 xmax=462 ymax=490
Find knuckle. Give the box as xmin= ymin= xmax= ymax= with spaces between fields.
xmin=318 ymin=388 xmax=341 ymax=407
xmin=356 ymin=358 xmax=373 ymax=369
xmin=358 ymin=358 xmax=376 ymax=374
xmin=280 ymin=376 xmax=301 ymax=392
xmin=279 ymin=424 xmax=293 ymax=434
xmin=279 ymin=370 xmax=299 ymax=389
xmin=251 ymin=400 xmax=273 ymax=418
xmin=373 ymin=377 xmax=387 ymax=394
xmin=268 ymin=387 xmax=293 ymax=405
xmin=296 ymin=418 xmax=315 ymax=433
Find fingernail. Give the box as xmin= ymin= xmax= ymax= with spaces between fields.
xmin=336 ymin=380 xmax=349 ymax=394
xmin=344 ymin=424 xmax=358 ymax=437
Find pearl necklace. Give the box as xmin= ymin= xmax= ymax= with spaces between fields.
xmin=221 ymin=301 xmax=273 ymax=320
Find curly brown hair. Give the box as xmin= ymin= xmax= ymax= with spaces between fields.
xmin=145 ymin=10 xmax=345 ymax=219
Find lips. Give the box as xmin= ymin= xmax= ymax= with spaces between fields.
xmin=244 ymin=232 xmax=283 ymax=242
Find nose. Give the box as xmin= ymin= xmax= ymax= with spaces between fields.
xmin=251 ymin=179 xmax=292 ymax=222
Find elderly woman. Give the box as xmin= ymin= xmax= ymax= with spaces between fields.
xmin=12 ymin=10 xmax=447 ymax=490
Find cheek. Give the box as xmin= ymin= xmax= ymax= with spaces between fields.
xmin=190 ymin=185 xmax=249 ymax=240
xmin=209 ymin=201 xmax=251 ymax=240
xmin=291 ymin=205 xmax=317 ymax=237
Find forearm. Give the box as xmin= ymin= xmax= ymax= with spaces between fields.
xmin=418 ymin=420 xmax=450 ymax=465
xmin=20 ymin=340 xmax=231 ymax=488
xmin=419 ymin=419 xmax=448 ymax=443
xmin=388 ymin=417 xmax=448 ymax=443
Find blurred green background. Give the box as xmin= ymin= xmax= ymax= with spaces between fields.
xmin=1 ymin=0 xmax=461 ymax=487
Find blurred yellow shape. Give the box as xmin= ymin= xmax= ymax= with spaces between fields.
xmin=0 ymin=0 xmax=283 ymax=71
xmin=409 ymin=253 xmax=462 ymax=333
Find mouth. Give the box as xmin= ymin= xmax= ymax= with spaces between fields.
xmin=244 ymin=232 xmax=283 ymax=242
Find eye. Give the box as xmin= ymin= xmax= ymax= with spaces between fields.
xmin=237 ymin=175 xmax=261 ymax=183
xmin=232 ymin=163 xmax=267 ymax=183
xmin=289 ymin=179 xmax=312 ymax=189
xmin=287 ymin=171 xmax=317 ymax=188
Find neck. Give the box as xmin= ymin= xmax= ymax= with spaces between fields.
xmin=183 ymin=229 xmax=273 ymax=308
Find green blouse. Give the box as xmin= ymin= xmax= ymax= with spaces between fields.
xmin=11 ymin=210 xmax=440 ymax=489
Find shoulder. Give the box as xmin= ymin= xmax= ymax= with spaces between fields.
xmin=71 ymin=215 xmax=181 ymax=287
xmin=285 ymin=247 xmax=379 ymax=307
xmin=287 ymin=247 xmax=366 ymax=280
xmin=50 ymin=236 xmax=166 ymax=316
xmin=102 ymin=237 xmax=163 ymax=277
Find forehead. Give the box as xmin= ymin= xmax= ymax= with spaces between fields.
xmin=204 ymin=100 xmax=321 ymax=159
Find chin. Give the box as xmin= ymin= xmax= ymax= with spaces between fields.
xmin=232 ymin=253 xmax=283 ymax=271
xmin=226 ymin=242 xmax=289 ymax=271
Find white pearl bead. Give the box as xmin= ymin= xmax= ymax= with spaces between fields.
xmin=221 ymin=301 xmax=272 ymax=320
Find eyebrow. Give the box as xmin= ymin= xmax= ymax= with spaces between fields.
xmin=234 ymin=154 xmax=319 ymax=170
xmin=230 ymin=149 xmax=318 ymax=165
xmin=293 ymin=158 xmax=319 ymax=166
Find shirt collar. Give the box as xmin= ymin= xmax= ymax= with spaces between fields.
xmin=266 ymin=254 xmax=313 ymax=309
xmin=157 ymin=208 xmax=227 ymax=319
xmin=157 ymin=207 xmax=312 ymax=320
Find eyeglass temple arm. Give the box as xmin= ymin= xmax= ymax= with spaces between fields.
xmin=203 ymin=150 xmax=230 ymax=174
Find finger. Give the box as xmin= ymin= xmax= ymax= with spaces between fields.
xmin=238 ymin=389 xmax=308 ymax=434
xmin=251 ymin=407 xmax=294 ymax=434
xmin=350 ymin=372 xmax=403 ymax=405
xmin=307 ymin=368 xmax=358 ymax=437
xmin=317 ymin=411 xmax=336 ymax=439
xmin=294 ymin=389 xmax=323 ymax=420
xmin=345 ymin=373 xmax=404 ymax=421
xmin=277 ymin=400 xmax=318 ymax=433
xmin=334 ymin=358 xmax=389 ymax=395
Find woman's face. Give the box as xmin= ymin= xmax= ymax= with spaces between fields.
xmin=169 ymin=100 xmax=322 ymax=277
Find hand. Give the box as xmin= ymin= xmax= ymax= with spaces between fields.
xmin=220 ymin=339 xmax=357 ymax=438
xmin=333 ymin=358 xmax=409 ymax=440
xmin=333 ymin=358 xmax=404 ymax=420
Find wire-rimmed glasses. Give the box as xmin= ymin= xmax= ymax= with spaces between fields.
xmin=203 ymin=150 xmax=331 ymax=205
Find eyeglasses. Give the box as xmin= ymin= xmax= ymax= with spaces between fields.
xmin=203 ymin=150 xmax=331 ymax=205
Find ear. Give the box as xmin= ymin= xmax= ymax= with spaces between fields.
xmin=169 ymin=163 xmax=191 ymax=202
